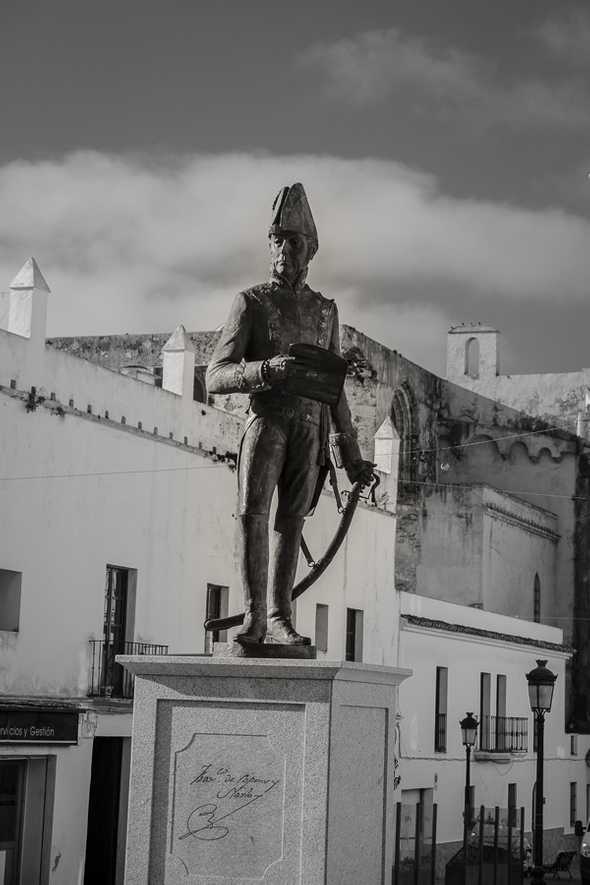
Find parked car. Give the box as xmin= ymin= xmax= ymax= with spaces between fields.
xmin=580 ymin=820 xmax=590 ymax=885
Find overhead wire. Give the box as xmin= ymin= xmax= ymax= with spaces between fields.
xmin=401 ymin=477 xmax=590 ymax=504
xmin=0 ymin=463 xmax=225 ymax=482
xmin=407 ymin=424 xmax=569 ymax=456
xmin=2 ymin=463 xmax=590 ymax=507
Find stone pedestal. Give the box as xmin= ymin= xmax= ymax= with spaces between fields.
xmin=118 ymin=655 xmax=410 ymax=885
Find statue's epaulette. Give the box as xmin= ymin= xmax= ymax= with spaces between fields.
xmin=304 ymin=285 xmax=335 ymax=308
xmin=240 ymin=282 xmax=273 ymax=305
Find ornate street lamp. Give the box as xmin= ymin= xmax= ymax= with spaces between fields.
xmin=526 ymin=660 xmax=557 ymax=885
xmin=460 ymin=712 xmax=479 ymax=871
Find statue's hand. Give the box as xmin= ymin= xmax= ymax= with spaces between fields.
xmin=261 ymin=355 xmax=297 ymax=385
xmin=345 ymin=459 xmax=376 ymax=487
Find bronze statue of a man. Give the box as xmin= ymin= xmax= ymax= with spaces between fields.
xmin=206 ymin=183 xmax=373 ymax=647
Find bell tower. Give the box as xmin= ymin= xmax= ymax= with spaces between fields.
xmin=446 ymin=323 xmax=500 ymax=384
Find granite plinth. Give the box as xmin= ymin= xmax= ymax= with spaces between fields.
xmin=118 ymin=654 xmax=411 ymax=885
xmin=213 ymin=640 xmax=317 ymax=659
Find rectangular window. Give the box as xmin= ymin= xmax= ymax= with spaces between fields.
xmin=480 ymin=673 xmax=491 ymax=750
xmin=570 ymin=782 xmax=577 ymax=827
xmin=315 ymin=604 xmax=328 ymax=654
xmin=508 ymin=783 xmax=517 ymax=827
xmin=102 ymin=565 xmax=130 ymax=697
xmin=205 ymin=584 xmax=229 ymax=653
xmin=586 ymin=784 xmax=590 ymax=822
xmin=103 ymin=566 xmax=129 ymax=648
xmin=496 ymin=674 xmax=507 ymax=751
xmin=570 ymin=734 xmax=578 ymax=756
xmin=0 ymin=570 xmax=22 ymax=631
xmin=345 ymin=608 xmax=363 ymax=662
xmin=434 ymin=666 xmax=448 ymax=753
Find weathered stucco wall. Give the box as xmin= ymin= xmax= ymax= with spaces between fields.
xmin=48 ymin=330 xmax=220 ymax=372
xmin=481 ymin=486 xmax=558 ymax=621
xmin=573 ymin=455 xmax=590 ymax=729
xmin=397 ymin=483 xmax=557 ymax=621
xmin=331 ymin=325 xmax=589 ymax=727
xmin=446 ymin=368 xmax=590 ymax=435
xmin=413 ymin=484 xmax=484 ymax=607
xmin=446 ymin=324 xmax=590 ymax=436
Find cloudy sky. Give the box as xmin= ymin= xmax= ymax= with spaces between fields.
xmin=1 ymin=0 xmax=590 ymax=375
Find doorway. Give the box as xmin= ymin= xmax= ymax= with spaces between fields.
xmin=0 ymin=757 xmax=53 ymax=884
xmin=84 ymin=738 xmax=124 ymax=885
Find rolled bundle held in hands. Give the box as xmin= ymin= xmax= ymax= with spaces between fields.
xmin=284 ymin=342 xmax=347 ymax=406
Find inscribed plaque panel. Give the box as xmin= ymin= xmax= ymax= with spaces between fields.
xmin=157 ymin=702 xmax=305 ymax=884
xmin=170 ymin=733 xmax=283 ymax=879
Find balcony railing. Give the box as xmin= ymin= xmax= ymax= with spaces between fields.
xmin=88 ymin=639 xmax=168 ymax=699
xmin=478 ymin=715 xmax=528 ymax=753
xmin=434 ymin=712 xmax=447 ymax=752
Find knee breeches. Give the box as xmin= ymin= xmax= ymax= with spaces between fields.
xmin=237 ymin=415 xmax=321 ymax=518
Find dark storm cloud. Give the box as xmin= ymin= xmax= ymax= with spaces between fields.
xmin=535 ymin=10 xmax=590 ymax=67
xmin=299 ymin=27 xmax=590 ymax=132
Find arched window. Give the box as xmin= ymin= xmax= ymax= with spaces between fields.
xmin=465 ymin=337 xmax=480 ymax=379
xmin=533 ymin=573 xmax=541 ymax=623
xmin=391 ymin=385 xmax=417 ymax=493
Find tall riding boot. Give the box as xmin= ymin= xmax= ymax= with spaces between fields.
xmin=267 ymin=515 xmax=311 ymax=645
xmin=235 ymin=514 xmax=269 ymax=645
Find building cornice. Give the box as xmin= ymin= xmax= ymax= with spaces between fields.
xmin=484 ymin=501 xmax=560 ymax=543
xmin=0 ymin=383 xmax=238 ymax=469
xmin=401 ymin=613 xmax=571 ymax=655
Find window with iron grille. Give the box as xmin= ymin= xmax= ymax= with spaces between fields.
xmin=508 ymin=783 xmax=517 ymax=826
xmin=0 ymin=570 xmax=21 ymax=632
xmin=496 ymin=674 xmax=507 ymax=750
xmin=205 ymin=584 xmax=229 ymax=653
xmin=479 ymin=672 xmax=491 ymax=750
xmin=315 ymin=604 xmax=328 ymax=654
xmin=570 ymin=782 xmax=577 ymax=827
xmin=345 ymin=608 xmax=363 ymax=662
xmin=434 ymin=666 xmax=448 ymax=752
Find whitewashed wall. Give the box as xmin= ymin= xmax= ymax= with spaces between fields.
xmin=398 ymin=592 xmax=589 ymax=846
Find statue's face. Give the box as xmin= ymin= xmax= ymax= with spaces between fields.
xmin=269 ymin=231 xmax=312 ymax=283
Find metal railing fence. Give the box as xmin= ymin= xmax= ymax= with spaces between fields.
xmin=88 ymin=639 xmax=168 ymax=699
xmin=478 ymin=716 xmax=528 ymax=753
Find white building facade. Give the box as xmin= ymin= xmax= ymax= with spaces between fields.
xmin=398 ymin=592 xmax=589 ymax=869
xmin=0 ymin=260 xmax=400 ymax=884
xmin=1 ymin=258 xmax=588 ymax=883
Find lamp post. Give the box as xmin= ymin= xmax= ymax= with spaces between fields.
xmin=526 ymin=660 xmax=557 ymax=885
xmin=460 ymin=712 xmax=479 ymax=872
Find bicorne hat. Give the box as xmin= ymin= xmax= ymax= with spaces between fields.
xmin=269 ymin=183 xmax=318 ymax=256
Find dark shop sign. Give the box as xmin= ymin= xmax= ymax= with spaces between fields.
xmin=0 ymin=709 xmax=79 ymax=744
